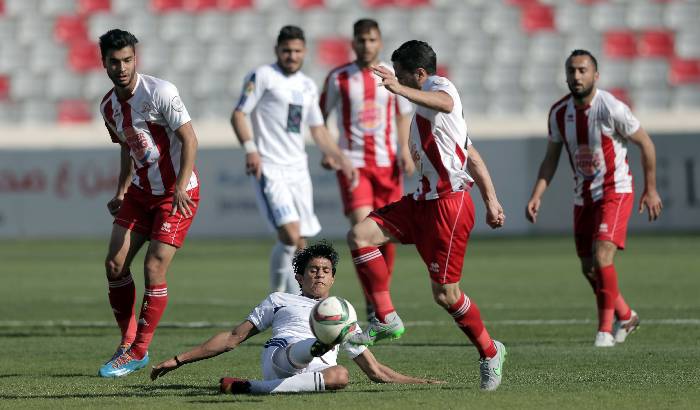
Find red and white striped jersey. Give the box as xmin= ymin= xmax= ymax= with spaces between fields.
xmin=409 ymin=76 xmax=473 ymax=201
xmin=100 ymin=74 xmax=198 ymax=196
xmin=320 ymin=62 xmax=413 ymax=168
xmin=548 ymin=89 xmax=640 ymax=205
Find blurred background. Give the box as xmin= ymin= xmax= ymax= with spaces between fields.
xmin=1 ymin=0 xmax=699 ymax=239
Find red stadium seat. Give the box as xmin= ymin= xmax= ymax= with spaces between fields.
xmin=576 ymin=0 xmax=607 ymax=4
xmin=669 ymin=58 xmax=700 ymax=85
xmin=54 ymin=15 xmax=89 ymax=45
xmin=184 ymin=0 xmax=217 ymax=12
xmin=0 ymin=75 xmax=9 ymax=101
xmin=638 ymin=30 xmax=674 ymax=59
xmin=363 ymin=0 xmax=396 ymax=8
xmin=0 ymin=0 xmax=5 ymax=16
xmin=603 ymin=30 xmax=637 ymax=59
xmin=77 ymin=0 xmax=111 ymax=15
xmin=507 ymin=0 xmax=539 ymax=7
xmin=150 ymin=0 xmax=184 ymax=13
xmin=316 ymin=37 xmax=352 ymax=67
xmin=218 ymin=0 xmax=253 ymax=10
xmin=436 ymin=65 xmax=449 ymax=78
xmin=522 ymin=4 xmax=555 ymax=33
xmin=68 ymin=41 xmax=103 ymax=73
xmin=58 ymin=99 xmax=93 ymax=123
xmin=292 ymin=0 xmax=325 ymax=9
xmin=609 ymin=88 xmax=632 ymax=108
xmin=394 ymin=0 xmax=430 ymax=7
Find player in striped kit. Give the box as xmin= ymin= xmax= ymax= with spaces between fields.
xmin=526 ymin=50 xmax=663 ymax=347
xmin=97 ymin=29 xmax=200 ymax=377
xmin=345 ymin=40 xmax=507 ymax=391
xmin=320 ymin=19 xmax=414 ymax=320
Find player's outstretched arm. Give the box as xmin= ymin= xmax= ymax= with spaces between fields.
xmin=231 ymin=110 xmax=262 ymax=179
xmin=171 ymin=122 xmax=198 ymax=217
xmin=371 ymin=65 xmax=453 ymax=113
xmin=310 ymin=125 xmax=358 ymax=188
xmin=150 ymin=320 xmax=258 ymax=381
xmin=466 ymin=145 xmax=505 ymax=229
xmin=526 ymin=141 xmax=563 ymax=224
xmin=353 ymin=349 xmax=444 ymax=384
xmin=107 ymin=144 xmax=134 ymax=216
xmin=628 ymin=127 xmax=663 ymax=221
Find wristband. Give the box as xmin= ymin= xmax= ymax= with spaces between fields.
xmin=243 ymin=140 xmax=258 ymax=154
xmin=174 ymin=355 xmax=182 ymax=366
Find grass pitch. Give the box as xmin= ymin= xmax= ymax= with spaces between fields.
xmin=1 ymin=234 xmax=699 ymax=409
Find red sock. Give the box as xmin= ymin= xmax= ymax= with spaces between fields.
xmin=351 ymin=247 xmax=394 ymax=321
xmin=596 ymin=265 xmax=619 ymax=333
xmin=447 ymin=291 xmax=497 ymax=359
xmin=108 ymin=273 xmax=137 ymax=345
xmin=615 ymin=293 xmax=632 ymax=321
xmin=130 ymin=284 xmax=168 ymax=360
xmin=380 ymin=243 xmax=396 ymax=276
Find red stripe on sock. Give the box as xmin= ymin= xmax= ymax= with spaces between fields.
xmin=447 ymin=292 xmax=497 ymax=359
xmin=351 ymin=247 xmax=394 ymax=321
xmin=130 ymin=283 xmax=168 ymax=360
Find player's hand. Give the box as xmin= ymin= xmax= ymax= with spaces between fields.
xmin=526 ymin=197 xmax=541 ymax=224
xmin=639 ymin=189 xmax=662 ymax=222
xmin=320 ymin=154 xmax=337 ymax=170
xmin=150 ymin=357 xmax=180 ymax=381
xmin=171 ymin=187 xmax=195 ymax=218
xmin=371 ymin=65 xmax=403 ymax=95
xmin=107 ymin=196 xmax=124 ymax=216
xmin=398 ymin=146 xmax=415 ymax=176
xmin=486 ymin=199 xmax=505 ymax=229
xmin=245 ymin=152 xmax=262 ymax=180
xmin=339 ymin=156 xmax=359 ymax=190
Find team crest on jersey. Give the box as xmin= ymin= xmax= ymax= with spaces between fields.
xmin=358 ymin=101 xmax=382 ymax=133
xmin=574 ymin=145 xmax=602 ymax=180
xmin=141 ymin=102 xmax=155 ymax=114
xmin=171 ymin=95 xmax=184 ymax=112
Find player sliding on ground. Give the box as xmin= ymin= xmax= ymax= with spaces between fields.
xmin=346 ymin=40 xmax=507 ymax=391
xmin=151 ymin=242 xmax=440 ymax=394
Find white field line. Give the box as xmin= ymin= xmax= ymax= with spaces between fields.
xmin=0 ymin=319 xmax=699 ymax=328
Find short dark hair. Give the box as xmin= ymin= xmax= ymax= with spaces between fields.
xmin=292 ymin=240 xmax=339 ymax=278
xmin=391 ymin=40 xmax=437 ymax=75
xmin=567 ymin=49 xmax=598 ymax=71
xmin=277 ymin=25 xmax=305 ymax=45
xmin=98 ymin=29 xmax=138 ymax=60
xmin=353 ymin=18 xmax=380 ymax=36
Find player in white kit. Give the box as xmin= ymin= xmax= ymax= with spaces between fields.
xmin=150 ymin=242 xmax=439 ymax=394
xmin=231 ymin=26 xmax=356 ymax=294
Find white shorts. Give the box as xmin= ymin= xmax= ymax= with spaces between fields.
xmin=260 ymin=338 xmax=331 ymax=381
xmin=252 ymin=166 xmax=321 ymax=237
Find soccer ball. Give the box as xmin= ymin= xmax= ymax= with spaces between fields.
xmin=309 ymin=296 xmax=358 ymax=345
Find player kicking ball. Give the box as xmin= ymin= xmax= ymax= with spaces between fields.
xmin=151 ymin=242 xmax=440 ymax=394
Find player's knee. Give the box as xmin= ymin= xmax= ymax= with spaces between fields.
xmin=323 ymin=366 xmax=349 ymax=390
xmin=104 ymin=257 xmax=125 ymax=280
xmin=594 ymin=242 xmax=616 ymax=266
xmin=347 ymin=224 xmax=370 ymax=249
xmin=143 ymin=257 xmax=167 ymax=279
xmin=431 ymin=289 xmax=451 ymax=309
xmin=277 ymin=229 xmax=300 ymax=247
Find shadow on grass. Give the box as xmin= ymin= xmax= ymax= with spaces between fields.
xmin=50 ymin=373 xmax=94 ymax=378
xmin=0 ymin=374 xmax=21 ymax=378
xmin=128 ymin=383 xmax=217 ymax=396
xmin=0 ymin=331 xmax=105 ymax=338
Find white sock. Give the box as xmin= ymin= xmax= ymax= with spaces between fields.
xmin=269 ymin=241 xmax=296 ymax=293
xmin=249 ymin=372 xmax=325 ymax=394
xmin=287 ymin=338 xmax=316 ymax=368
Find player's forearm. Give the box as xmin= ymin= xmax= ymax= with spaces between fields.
xmin=311 ymin=126 xmax=346 ymax=165
xmin=175 ymin=129 xmax=198 ymax=192
xmin=375 ymin=363 xmax=428 ymax=384
xmin=530 ymin=161 xmax=557 ymax=200
xmin=467 ymin=150 xmax=499 ymax=204
xmin=396 ymin=114 xmax=411 ymax=147
xmin=231 ymin=110 xmax=254 ymax=145
xmin=174 ymin=331 xmax=239 ymax=365
xmin=397 ymin=87 xmax=453 ymax=113
xmin=638 ymin=138 xmax=658 ymax=193
xmin=115 ymin=147 xmax=133 ymax=197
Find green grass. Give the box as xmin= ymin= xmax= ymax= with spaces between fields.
xmin=1 ymin=235 xmax=699 ymax=409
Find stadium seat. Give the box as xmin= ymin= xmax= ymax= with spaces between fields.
xmin=87 ymin=14 xmax=125 ymax=42
xmin=0 ymin=75 xmax=9 ymax=101
xmin=18 ymin=15 xmax=55 ymax=45
xmin=394 ymin=0 xmax=431 ymax=8
xmin=218 ymin=0 xmax=253 ymax=11
xmin=292 ymin=0 xmax=325 ymax=9
xmin=632 ymin=85 xmax=671 ymax=112
xmin=530 ymin=32 xmax=566 ymax=65
xmin=671 ymin=84 xmax=700 ymax=109
xmin=522 ymin=64 xmax=560 ymax=92
xmin=3 ymin=0 xmax=37 ymax=17
xmin=488 ymin=89 xmax=525 ymax=115
xmin=527 ymin=86 xmax=565 ymax=115
xmin=454 ymin=31 xmax=491 ymax=67
xmin=627 ymin=1 xmax=664 ymax=30
xmin=83 ymin=71 xmax=113 ymax=101
xmin=0 ymin=0 xmax=5 ymax=16
xmin=591 ymin=2 xmax=628 ymax=32
xmin=29 ymin=42 xmax=68 ymax=74
xmin=445 ymin=5 xmax=483 ymax=37
xmin=483 ymin=64 xmax=521 ymax=92
xmin=409 ymin=9 xmax=445 ymax=37
xmin=183 ymin=0 xmax=218 ymax=12
xmin=675 ymin=29 xmax=700 ymax=60
xmin=609 ymin=87 xmax=633 ymax=109
xmin=265 ymin=10 xmax=303 ymax=38
xmin=48 ymin=71 xmax=85 ymax=101
xmin=460 ymin=87 xmax=488 ymax=115
xmin=482 ymin=2 xmax=521 ymax=35
xmin=171 ymin=41 xmax=206 ymax=73
xmin=112 ymin=0 xmax=145 ymax=14
xmin=363 ymin=0 xmax=395 ymax=8
xmin=136 ymin=42 xmax=171 ymax=73
xmin=124 ymin=13 xmax=159 ymax=44
xmin=159 ymin=13 xmax=196 ymax=44
xmin=194 ymin=12 xmax=229 ymax=42
xmin=631 ymin=59 xmax=670 ymax=88
xmin=39 ymin=0 xmax=75 ymax=17
xmin=521 ymin=3 xmax=555 ymax=33
xmin=664 ymin=1 xmax=700 ymax=31
xmin=316 ymin=37 xmax=352 ymax=68
xmin=555 ymin=2 xmax=589 ymax=33
xmin=77 ymin=0 xmax=112 ymax=15
xmin=68 ymin=41 xmax=103 ymax=72
xmin=21 ymin=101 xmax=57 ymax=123
xmin=566 ymin=32 xmax=602 ymax=60
xmin=301 ymin=9 xmax=337 ymax=37
xmin=0 ymin=40 xmax=28 ymax=73
xmin=206 ymin=41 xmax=240 ymax=72
xmin=54 ymin=15 xmax=89 ymax=44
xmin=192 ymin=70 xmax=228 ymax=99
xmin=603 ymin=30 xmax=637 ymax=59
xmin=638 ymin=30 xmax=674 ymax=59
xmin=10 ymin=72 xmax=45 ymax=101
xmin=669 ymin=58 xmax=700 ymax=85
xmin=492 ymin=33 xmax=529 ymax=65
xmin=57 ymin=99 xmax=93 ymax=123
xmin=0 ymin=17 xmax=14 ymax=41
xmin=598 ymin=60 xmax=632 ymax=89
xmin=150 ymin=0 xmax=185 ymax=13
xmin=0 ymin=102 xmax=20 ymax=122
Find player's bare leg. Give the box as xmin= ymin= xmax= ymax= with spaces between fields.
xmin=347 ymin=217 xmax=404 ymax=345
xmin=431 ymin=281 xmax=505 ymax=390
xmin=272 ymin=221 xmax=304 ymax=294
xmin=348 ymin=205 xmax=383 ymax=320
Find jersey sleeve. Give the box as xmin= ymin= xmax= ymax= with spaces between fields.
xmin=547 ymin=109 xmax=562 ymax=143
xmin=611 ymin=100 xmax=641 ymax=139
xmin=427 ymin=76 xmax=459 ymax=113
xmin=395 ymin=95 xmax=414 ymax=116
xmin=339 ymin=323 xmax=367 ymax=359
xmin=156 ymin=81 xmax=192 ymax=131
xmin=305 ymin=82 xmax=324 ymax=128
xmin=235 ymin=68 xmax=267 ymax=114
xmin=320 ymin=71 xmax=339 ymax=119
xmin=246 ymin=295 xmax=275 ymax=332
xmin=104 ymin=122 xmax=120 ymax=144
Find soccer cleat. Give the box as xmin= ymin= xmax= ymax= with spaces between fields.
xmin=613 ymin=310 xmax=640 ymax=343
xmin=365 ymin=302 xmax=376 ymax=323
xmin=104 ymin=343 xmax=131 ymax=364
xmin=479 ymin=340 xmax=506 ymax=391
xmin=310 ymin=340 xmax=334 ymax=357
xmin=220 ymin=377 xmax=252 ymax=394
xmin=594 ymin=331 xmax=616 ymax=347
xmin=98 ymin=350 xmax=149 ymax=378
xmin=346 ymin=311 xmax=405 ymax=346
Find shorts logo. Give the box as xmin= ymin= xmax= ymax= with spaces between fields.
xmin=429 ymin=262 xmax=440 ymax=273
xmin=161 ymin=222 xmax=172 ymax=233
xmin=358 ymin=101 xmax=382 ymax=133
xmin=599 ymin=223 xmax=608 ymax=233
xmin=574 ymin=145 xmax=602 ymax=180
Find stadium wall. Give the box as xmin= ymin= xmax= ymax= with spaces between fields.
xmin=1 ymin=132 xmax=698 ymax=239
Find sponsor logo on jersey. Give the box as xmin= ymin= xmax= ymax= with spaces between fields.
xmin=124 ymin=126 xmax=157 ymax=165
xmin=358 ymin=101 xmax=382 ymax=133
xmin=574 ymin=145 xmax=602 ymax=180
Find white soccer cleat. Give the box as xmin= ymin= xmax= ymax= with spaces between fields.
xmin=594 ymin=331 xmax=615 ymax=347
xmin=479 ymin=340 xmax=506 ymax=391
xmin=613 ymin=310 xmax=640 ymax=343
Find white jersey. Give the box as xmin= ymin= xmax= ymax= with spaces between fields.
xmin=100 ymin=73 xmax=198 ymax=195
xmin=409 ymin=76 xmax=473 ymax=201
xmin=235 ymin=64 xmax=324 ymax=172
xmin=320 ymin=61 xmax=414 ymax=168
xmin=548 ymin=89 xmax=640 ymax=205
xmin=247 ymin=292 xmax=366 ymax=366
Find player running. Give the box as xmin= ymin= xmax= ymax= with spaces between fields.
xmin=97 ymin=29 xmax=200 ymax=377
xmin=320 ymin=19 xmax=414 ymax=320
xmin=231 ymin=25 xmax=357 ymax=295
xmin=526 ymin=49 xmax=662 ymax=347
xmin=345 ymin=40 xmax=507 ymax=391
xmin=150 ymin=242 xmax=440 ymax=394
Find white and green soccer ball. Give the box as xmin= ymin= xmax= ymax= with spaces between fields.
xmin=309 ymin=296 xmax=358 ymax=345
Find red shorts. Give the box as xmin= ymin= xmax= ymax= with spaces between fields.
xmin=574 ymin=193 xmax=634 ymax=257
xmin=114 ymin=184 xmax=200 ymax=248
xmin=337 ymin=165 xmax=402 ymax=215
xmin=369 ymin=191 xmax=475 ymax=284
